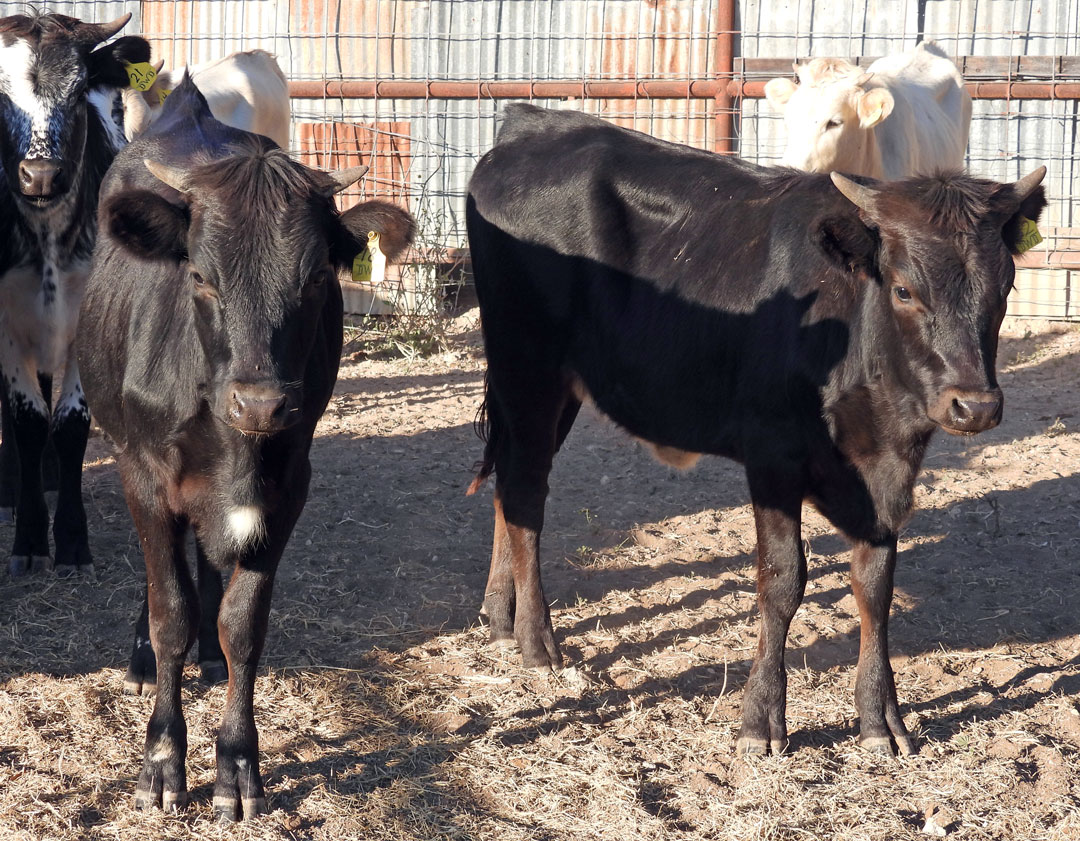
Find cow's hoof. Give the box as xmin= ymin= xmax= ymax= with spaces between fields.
xmin=487 ymin=634 xmax=516 ymax=650
xmin=54 ymin=541 xmax=92 ymax=569
xmin=517 ymin=627 xmax=562 ymax=671
xmin=199 ymin=659 xmax=228 ymax=685
xmin=213 ymin=795 xmax=267 ymax=822
xmin=860 ymin=736 xmax=895 ymax=755
xmin=54 ymin=563 xmax=82 ymax=579
xmin=161 ymin=790 xmax=189 ymax=813
xmin=134 ymin=787 xmax=187 ymax=812
xmin=9 ymin=554 xmax=50 ymax=577
xmin=0 ymin=507 xmax=13 ymax=525
xmin=123 ymin=675 xmax=156 ymax=696
xmin=736 ymin=736 xmax=787 ymax=756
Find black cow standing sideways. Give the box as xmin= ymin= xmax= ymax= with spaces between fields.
xmin=466 ymin=104 xmax=1045 ymax=757
xmin=77 ymin=79 xmax=414 ymax=820
xmin=0 ymin=13 xmax=150 ymax=575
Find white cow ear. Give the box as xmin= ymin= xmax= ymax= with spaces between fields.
xmin=765 ymin=77 xmax=797 ymax=112
xmin=856 ymin=88 xmax=894 ymax=128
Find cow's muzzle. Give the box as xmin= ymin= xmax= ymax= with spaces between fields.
xmin=18 ymin=158 xmax=65 ymax=201
xmin=930 ymin=388 xmax=1003 ymax=435
xmin=226 ymin=382 xmax=298 ymax=435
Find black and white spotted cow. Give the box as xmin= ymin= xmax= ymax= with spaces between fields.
xmin=0 ymin=12 xmax=149 ymax=576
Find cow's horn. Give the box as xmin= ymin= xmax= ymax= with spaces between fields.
xmin=1013 ymin=165 xmax=1046 ymax=200
xmin=326 ymin=164 xmax=370 ymax=195
xmin=830 ymin=172 xmax=878 ymax=212
xmin=144 ymin=159 xmax=189 ymax=193
xmin=92 ymin=13 xmax=132 ymax=44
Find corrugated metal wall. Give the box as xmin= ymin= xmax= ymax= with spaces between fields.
xmin=0 ymin=1 xmax=1076 ymax=317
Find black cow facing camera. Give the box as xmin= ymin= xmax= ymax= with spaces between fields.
xmin=466 ymin=103 xmax=1045 ymax=759
xmin=77 ymin=78 xmax=414 ymax=820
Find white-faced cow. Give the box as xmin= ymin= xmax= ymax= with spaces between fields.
xmin=77 ymin=79 xmax=414 ymax=820
xmin=121 ymin=49 xmax=290 ymax=149
xmin=0 ymin=12 xmax=150 ymax=576
xmin=764 ymin=42 xmax=971 ymax=178
xmin=466 ymin=104 xmax=1044 ymax=757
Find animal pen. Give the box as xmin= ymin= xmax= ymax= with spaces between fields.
xmin=22 ymin=0 xmax=1080 ymax=319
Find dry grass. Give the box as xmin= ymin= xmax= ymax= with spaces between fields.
xmin=1 ymin=316 xmax=1079 ymax=840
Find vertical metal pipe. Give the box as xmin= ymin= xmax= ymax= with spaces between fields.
xmin=713 ymin=0 xmax=736 ymax=154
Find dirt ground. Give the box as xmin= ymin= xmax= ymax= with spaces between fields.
xmin=1 ymin=312 xmax=1078 ymax=841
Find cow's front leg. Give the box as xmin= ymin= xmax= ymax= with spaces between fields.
xmin=124 ymin=483 xmax=196 ymax=813
xmin=213 ymin=556 xmax=277 ymax=821
xmin=4 ymin=367 xmax=51 ymax=576
xmin=51 ymin=357 xmax=91 ymax=570
xmin=850 ymin=536 xmax=915 ymax=755
xmin=737 ymin=467 xmax=806 ymax=755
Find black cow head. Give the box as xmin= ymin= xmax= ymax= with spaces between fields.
xmin=824 ymin=167 xmax=1046 ymax=435
xmin=102 ymin=138 xmax=414 ymax=436
xmin=0 ymin=12 xmax=147 ymax=207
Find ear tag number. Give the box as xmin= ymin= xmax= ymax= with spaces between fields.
xmin=351 ymin=247 xmax=373 ymax=284
xmin=124 ymin=61 xmax=158 ymax=92
xmin=351 ymin=232 xmax=387 ymax=285
xmin=157 ymin=87 xmax=173 ymax=105
xmin=351 ymin=232 xmax=385 ymax=284
xmin=1015 ymin=215 xmax=1043 ymax=254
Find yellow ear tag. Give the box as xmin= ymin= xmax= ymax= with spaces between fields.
xmin=351 ymin=248 xmax=373 ymax=284
xmin=1015 ymin=215 xmax=1043 ymax=254
xmin=157 ymin=87 xmax=173 ymax=106
xmin=124 ymin=61 xmax=158 ymax=92
xmin=351 ymin=231 xmax=384 ymax=284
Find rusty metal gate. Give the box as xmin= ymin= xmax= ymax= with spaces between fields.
xmin=7 ymin=1 xmax=1079 ymax=318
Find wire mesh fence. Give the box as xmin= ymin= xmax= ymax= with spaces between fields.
xmin=3 ymin=1 xmax=1078 ymax=318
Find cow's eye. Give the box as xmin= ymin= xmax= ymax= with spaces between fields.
xmin=825 ymin=118 xmax=843 ymax=130
xmin=191 ymin=271 xmax=207 ymax=288
xmin=894 ymin=286 xmax=912 ymax=303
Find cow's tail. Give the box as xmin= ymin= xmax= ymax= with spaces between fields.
xmin=466 ymin=373 xmax=501 ymax=496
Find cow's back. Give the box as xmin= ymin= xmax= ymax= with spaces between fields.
xmin=868 ymin=42 xmax=971 ymax=178
xmin=468 ymin=105 xmax=861 ymax=456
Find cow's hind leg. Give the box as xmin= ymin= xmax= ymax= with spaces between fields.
xmin=737 ymin=465 xmax=807 ymax=755
xmin=196 ymin=543 xmax=227 ymax=685
xmin=124 ymin=593 xmax=157 ymax=696
xmin=488 ymin=384 xmax=575 ymax=670
xmin=850 ymin=536 xmax=915 ymax=756
xmin=483 ymin=397 xmax=580 ymax=652
xmin=51 ymin=358 xmax=91 ymax=571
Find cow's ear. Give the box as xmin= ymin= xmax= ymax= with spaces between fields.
xmin=331 ymin=200 xmax=416 ymax=267
xmin=856 ymin=88 xmax=893 ymax=128
xmin=1000 ymin=167 xmax=1048 ymax=255
xmin=102 ymin=190 xmax=189 ymax=261
xmin=815 ymin=215 xmax=878 ymax=277
xmin=88 ymin=35 xmax=151 ymax=88
xmin=764 ymin=77 xmax=797 ymax=112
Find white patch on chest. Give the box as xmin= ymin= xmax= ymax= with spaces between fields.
xmin=226 ymin=505 xmax=265 ymax=548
